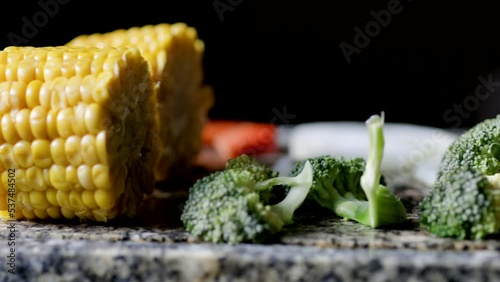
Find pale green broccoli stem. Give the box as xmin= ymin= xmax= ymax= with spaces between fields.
xmin=332 ymin=190 xmax=370 ymax=225
xmin=255 ymin=161 xmax=313 ymax=225
xmin=360 ymin=112 xmax=385 ymax=228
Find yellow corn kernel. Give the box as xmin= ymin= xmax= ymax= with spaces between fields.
xmin=90 ymin=58 xmax=105 ymax=75
xmin=46 ymin=188 xmax=58 ymax=206
xmin=0 ymin=82 xmax=10 ymax=116
xmin=46 ymin=206 xmax=61 ymax=218
xmin=65 ymin=136 xmax=82 ymax=167
xmin=75 ymin=58 xmax=91 ymax=77
xmin=65 ymin=165 xmax=81 ymax=189
xmin=38 ymin=79 xmax=51 ymax=108
xmin=93 ymin=71 xmax=113 ymax=103
xmin=50 ymin=138 xmax=69 ymax=166
xmin=80 ymin=134 xmax=99 ymax=165
xmin=30 ymin=106 xmax=48 ymax=139
xmin=2 ymin=112 xmax=19 ymax=143
xmin=60 ymin=207 xmax=75 ymax=219
xmin=94 ymin=189 xmax=115 ymax=210
xmin=31 ymin=49 xmax=46 ymax=61
xmin=0 ymin=144 xmax=15 ymax=169
xmin=95 ymin=131 xmax=107 ymax=164
xmin=5 ymin=50 xmax=22 ymax=61
xmin=13 ymin=140 xmax=33 ymax=168
xmin=30 ymin=190 xmax=49 ymax=210
xmin=84 ymin=103 xmax=105 ymax=134
xmin=46 ymin=49 xmax=64 ymax=61
xmin=17 ymin=58 xmax=36 ymax=83
xmin=65 ymin=76 xmax=81 ymax=106
xmin=72 ymin=103 xmax=86 ymax=136
xmin=77 ymin=164 xmax=96 ymax=190
xmin=34 ymin=209 xmax=49 ymax=219
xmin=69 ymin=190 xmax=85 ymax=211
xmin=43 ymin=57 xmax=62 ymax=81
xmin=26 ymin=167 xmax=48 ymax=191
xmin=50 ymin=78 xmax=68 ymax=110
xmin=56 ymin=107 xmax=74 ymax=138
xmin=46 ymin=109 xmax=59 ymax=139
xmin=15 ymin=108 xmax=34 ymax=141
xmin=32 ymin=139 xmax=52 ymax=168
xmin=81 ymin=190 xmax=98 ymax=209
xmin=55 ymin=190 xmax=70 ymax=209
xmin=43 ymin=168 xmax=50 ymax=186
xmin=15 ymin=169 xmax=29 ymax=192
xmin=21 ymin=209 xmax=36 ymax=220
xmin=10 ymin=81 xmax=27 ymax=109
xmin=49 ymin=165 xmax=70 ymax=191
xmin=5 ymin=62 xmax=17 ymax=81
xmin=34 ymin=60 xmax=46 ymax=81
xmin=61 ymin=58 xmax=76 ymax=78
xmin=92 ymin=164 xmax=111 ymax=190
xmin=16 ymin=190 xmax=29 ymax=206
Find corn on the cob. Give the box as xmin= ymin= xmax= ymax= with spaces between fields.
xmin=0 ymin=45 xmax=160 ymax=221
xmin=66 ymin=23 xmax=214 ymax=182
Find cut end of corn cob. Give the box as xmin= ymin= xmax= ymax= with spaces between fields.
xmin=67 ymin=22 xmax=214 ymax=182
xmin=0 ymin=45 xmax=160 ymax=222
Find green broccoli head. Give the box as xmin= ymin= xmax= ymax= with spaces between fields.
xmin=438 ymin=115 xmax=500 ymax=177
xmin=288 ymin=113 xmax=407 ymax=228
xmin=289 ymin=155 xmax=366 ymax=209
xmin=419 ymin=165 xmax=500 ymax=240
xmin=180 ymin=169 xmax=281 ymax=244
xmin=180 ymin=156 xmax=313 ymax=244
xmin=419 ymin=115 xmax=500 ymax=239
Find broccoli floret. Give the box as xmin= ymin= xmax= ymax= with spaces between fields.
xmin=226 ymin=154 xmax=279 ymax=180
xmin=419 ymin=115 xmax=500 ymax=239
xmin=180 ymin=155 xmax=313 ymax=244
xmin=289 ymin=113 xmax=407 ymax=228
xmin=225 ymin=154 xmax=279 ymax=202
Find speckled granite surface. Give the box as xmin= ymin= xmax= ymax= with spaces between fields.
xmin=1 ymin=175 xmax=500 ymax=281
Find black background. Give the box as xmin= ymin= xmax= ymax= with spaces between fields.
xmin=2 ymin=1 xmax=500 ymax=129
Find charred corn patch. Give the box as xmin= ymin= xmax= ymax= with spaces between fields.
xmin=0 ymin=45 xmax=160 ymax=222
xmin=67 ymin=22 xmax=214 ymax=181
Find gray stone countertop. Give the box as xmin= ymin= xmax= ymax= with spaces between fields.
xmin=2 ymin=172 xmax=500 ymax=281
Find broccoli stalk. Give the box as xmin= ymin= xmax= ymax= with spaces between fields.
xmin=360 ymin=113 xmax=385 ymax=227
xmin=360 ymin=112 xmax=409 ymax=227
xmin=256 ymin=160 xmax=313 ymax=225
xmin=290 ymin=112 xmax=407 ymax=228
xmin=180 ymin=155 xmax=313 ymax=244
